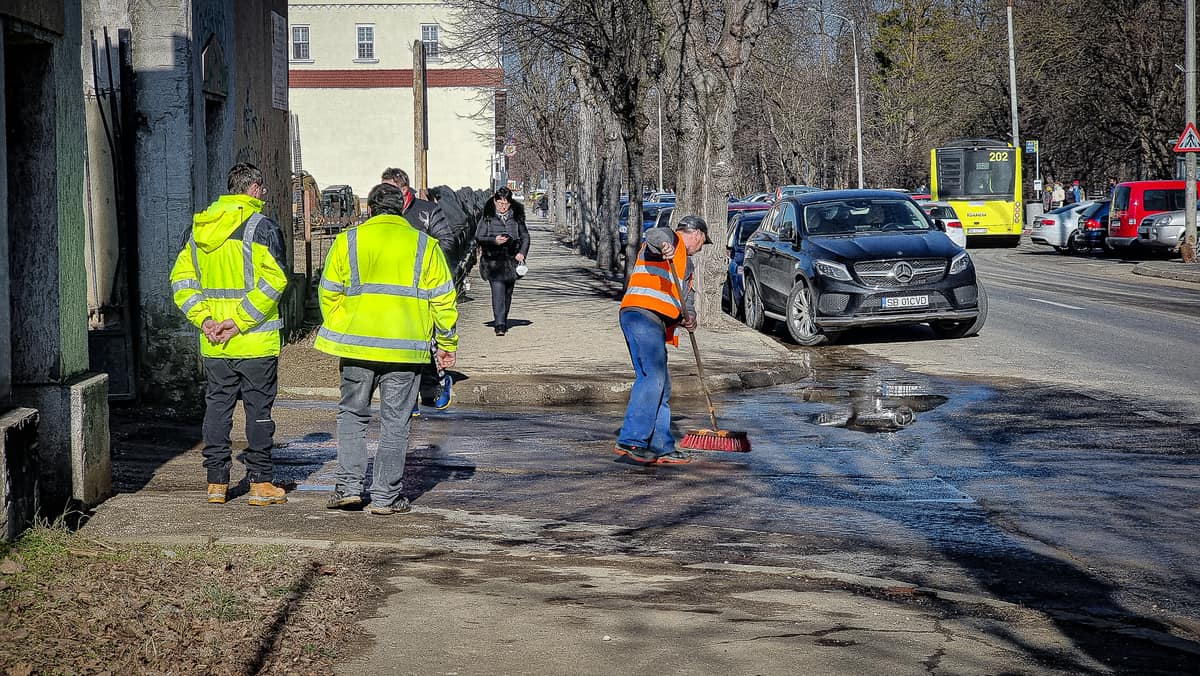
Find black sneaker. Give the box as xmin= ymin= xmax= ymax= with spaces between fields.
xmin=326 ymin=491 xmax=364 ymax=510
xmin=613 ymin=442 xmax=656 ymax=464
xmin=652 ymin=450 xmax=693 ymax=465
xmin=366 ymin=497 xmax=412 ymax=515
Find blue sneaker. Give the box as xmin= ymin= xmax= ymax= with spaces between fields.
xmin=434 ymin=374 xmax=453 ymax=410
xmin=411 ymin=401 xmax=421 ymax=418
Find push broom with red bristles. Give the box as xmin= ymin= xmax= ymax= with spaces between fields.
xmin=677 ymin=330 xmax=752 ymax=452
xmin=666 ymin=264 xmax=751 ymax=453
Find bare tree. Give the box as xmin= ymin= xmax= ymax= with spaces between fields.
xmin=661 ymin=0 xmax=779 ymax=318
xmin=450 ymin=0 xmax=661 ymax=274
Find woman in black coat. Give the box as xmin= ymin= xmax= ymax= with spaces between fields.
xmin=476 ymin=187 xmax=530 ymax=335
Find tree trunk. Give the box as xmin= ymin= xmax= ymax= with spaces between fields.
xmin=663 ymin=0 xmax=777 ymax=320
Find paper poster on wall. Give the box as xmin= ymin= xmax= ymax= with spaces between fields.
xmin=272 ymin=11 xmax=287 ymax=110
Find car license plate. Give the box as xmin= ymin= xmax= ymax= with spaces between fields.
xmin=968 ymin=227 xmax=988 ymax=234
xmin=882 ymin=295 xmax=928 ymax=309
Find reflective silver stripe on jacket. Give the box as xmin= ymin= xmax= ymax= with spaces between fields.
xmin=435 ymin=325 xmax=457 ymax=339
xmin=347 ymin=227 xmax=361 ymax=287
xmin=242 ymin=212 xmax=265 ymax=290
xmin=240 ymin=297 xmax=266 ymax=323
xmin=256 ymin=277 xmax=283 ymax=301
xmin=180 ymin=295 xmax=203 ymax=314
xmin=248 ymin=319 xmax=282 ymax=333
xmin=425 ymin=280 xmax=454 ymax=298
xmin=203 ymin=289 xmax=244 ymax=299
xmin=172 ymin=279 xmax=202 ymax=293
xmin=412 ymin=232 xmax=429 ymax=286
xmin=624 ymin=287 xmax=681 ymax=310
xmin=320 ymin=277 xmax=345 ymax=293
xmin=317 ymin=327 xmax=429 ymax=351
xmin=632 ymin=264 xmax=673 ymax=281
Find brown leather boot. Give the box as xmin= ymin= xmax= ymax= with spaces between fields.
xmin=247 ymin=482 xmax=287 ymax=506
xmin=207 ymin=483 xmax=228 ymax=504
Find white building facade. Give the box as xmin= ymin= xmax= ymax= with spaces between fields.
xmin=288 ymin=0 xmax=500 ymax=195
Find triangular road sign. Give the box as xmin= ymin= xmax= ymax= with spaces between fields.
xmin=1175 ymin=122 xmax=1200 ymax=152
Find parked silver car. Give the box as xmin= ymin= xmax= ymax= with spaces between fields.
xmin=1137 ymin=210 xmax=1194 ymax=253
xmin=1029 ymin=201 xmax=1094 ymax=251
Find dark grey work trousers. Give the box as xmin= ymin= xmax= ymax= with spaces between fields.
xmin=202 ymin=356 xmax=278 ymax=484
xmin=490 ymin=278 xmax=516 ymax=328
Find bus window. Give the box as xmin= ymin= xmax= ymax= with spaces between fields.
xmin=936 ymin=148 xmax=1015 ymax=198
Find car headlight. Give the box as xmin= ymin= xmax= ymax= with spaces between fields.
xmin=814 ymin=259 xmax=852 ymax=281
xmin=949 ymin=252 xmax=972 ymax=275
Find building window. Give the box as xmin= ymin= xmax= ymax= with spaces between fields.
xmin=421 ymin=24 xmax=440 ymax=59
xmin=356 ymin=24 xmax=375 ymax=60
xmin=292 ymin=25 xmax=310 ymax=61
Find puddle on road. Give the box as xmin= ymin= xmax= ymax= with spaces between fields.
xmin=802 ymin=380 xmax=949 ymax=433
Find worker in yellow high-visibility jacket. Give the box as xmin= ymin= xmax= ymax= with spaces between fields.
xmin=170 ymin=162 xmax=289 ymax=507
xmin=316 ymin=183 xmax=459 ymax=515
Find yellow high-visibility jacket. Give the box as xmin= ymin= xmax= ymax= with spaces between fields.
xmin=314 ymin=213 xmax=458 ymax=363
xmin=169 ymin=194 xmax=288 ymax=358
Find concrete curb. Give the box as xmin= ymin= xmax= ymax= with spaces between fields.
xmin=281 ymin=362 xmax=809 ymax=406
xmin=1132 ymin=261 xmax=1200 ymax=284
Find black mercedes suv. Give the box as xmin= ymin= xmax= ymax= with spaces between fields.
xmin=741 ymin=189 xmax=986 ymax=345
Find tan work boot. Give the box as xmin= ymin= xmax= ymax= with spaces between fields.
xmin=247 ymin=482 xmax=287 ymax=506
xmin=207 ymin=483 xmax=228 ymax=504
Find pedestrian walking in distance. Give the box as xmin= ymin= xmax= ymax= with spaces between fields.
xmin=169 ymin=162 xmax=289 ymax=506
xmin=380 ymin=167 xmax=454 ymax=416
xmin=614 ymin=215 xmax=711 ymax=465
xmin=476 ymin=187 xmax=529 ymax=336
xmin=316 ymin=183 xmax=459 ymax=515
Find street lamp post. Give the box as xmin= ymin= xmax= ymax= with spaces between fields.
xmin=807 ymin=8 xmax=864 ymax=188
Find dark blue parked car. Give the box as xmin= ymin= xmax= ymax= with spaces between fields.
xmin=619 ymin=201 xmax=676 ymax=245
xmin=721 ymin=210 xmax=769 ymax=318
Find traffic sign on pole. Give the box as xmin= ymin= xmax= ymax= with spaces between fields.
xmin=1024 ymin=140 xmax=1038 ymax=154
xmin=1174 ymin=122 xmax=1200 ymax=152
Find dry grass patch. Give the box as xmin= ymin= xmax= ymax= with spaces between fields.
xmin=0 ymin=525 xmax=383 ymax=674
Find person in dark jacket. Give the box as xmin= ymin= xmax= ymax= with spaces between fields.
xmin=381 ymin=168 xmax=455 ymax=260
xmin=476 ymin=187 xmax=529 ymax=336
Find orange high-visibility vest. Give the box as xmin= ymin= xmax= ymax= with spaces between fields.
xmin=620 ymin=233 xmax=690 ymax=345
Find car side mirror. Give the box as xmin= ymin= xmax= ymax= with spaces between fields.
xmin=932 ymin=218 xmax=947 ymax=232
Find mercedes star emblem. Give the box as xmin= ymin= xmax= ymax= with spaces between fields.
xmin=892 ymin=261 xmax=915 ymax=284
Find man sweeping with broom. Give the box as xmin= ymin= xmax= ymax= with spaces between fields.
xmin=614 ymin=216 xmax=715 ymax=465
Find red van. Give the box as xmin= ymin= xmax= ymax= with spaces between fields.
xmin=1108 ymin=180 xmax=1198 ymax=248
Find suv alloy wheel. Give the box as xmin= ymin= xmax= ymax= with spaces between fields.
xmin=930 ymin=281 xmax=988 ymax=339
xmin=786 ymin=280 xmax=832 ymax=346
xmin=743 ymin=274 xmax=767 ymax=331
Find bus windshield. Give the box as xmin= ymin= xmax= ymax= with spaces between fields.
xmin=935 ymin=147 xmax=1016 ymax=199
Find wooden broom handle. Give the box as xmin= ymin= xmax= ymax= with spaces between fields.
xmin=666 ymin=261 xmax=721 ymax=431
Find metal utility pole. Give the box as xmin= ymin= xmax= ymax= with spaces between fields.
xmin=1006 ymin=0 xmax=1020 ymax=150
xmin=413 ymin=40 xmax=429 ymax=196
xmin=807 ymin=7 xmax=864 ymax=188
xmin=1185 ymin=0 xmax=1198 ymax=263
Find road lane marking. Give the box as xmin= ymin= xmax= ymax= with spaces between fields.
xmin=1029 ymin=298 xmax=1084 ymax=310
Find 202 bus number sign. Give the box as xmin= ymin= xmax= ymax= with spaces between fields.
xmin=988 ymin=151 xmax=1009 ymax=162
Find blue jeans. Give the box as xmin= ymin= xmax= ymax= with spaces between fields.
xmin=618 ymin=311 xmax=674 ymax=455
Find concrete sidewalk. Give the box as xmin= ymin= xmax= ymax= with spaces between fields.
xmin=78 ymin=218 xmax=1197 ymax=672
xmin=279 ymin=218 xmax=806 ymax=405
xmin=1133 ymin=259 xmax=1200 ymax=284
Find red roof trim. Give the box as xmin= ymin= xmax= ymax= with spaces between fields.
xmin=289 ymin=68 xmax=503 ymax=88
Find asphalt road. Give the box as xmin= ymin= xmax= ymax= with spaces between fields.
xmin=836 ymin=241 xmax=1200 ymax=421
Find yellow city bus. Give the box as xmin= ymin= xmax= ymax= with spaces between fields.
xmin=930 ymin=139 xmax=1023 ymax=247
